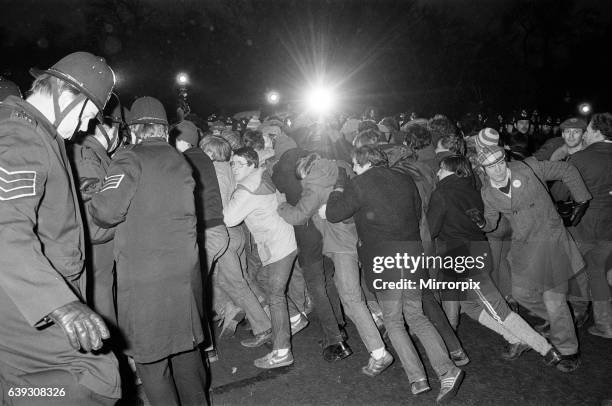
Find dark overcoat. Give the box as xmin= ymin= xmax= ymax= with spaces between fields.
xmin=90 ymin=137 xmax=204 ymax=363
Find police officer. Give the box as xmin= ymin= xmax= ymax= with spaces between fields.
xmin=89 ymin=97 xmax=208 ymax=405
xmin=0 ymin=77 xmax=22 ymax=100
xmin=69 ymin=94 xmax=127 ymax=327
xmin=0 ymin=52 xmax=121 ymax=404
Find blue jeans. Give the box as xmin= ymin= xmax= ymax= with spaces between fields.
xmin=376 ymin=287 xmax=455 ymax=383
xmin=302 ymin=259 xmax=344 ymax=347
xmin=203 ymin=225 xmax=229 ymax=275
xmin=217 ymin=226 xmax=271 ymax=335
xmin=421 ymin=288 xmax=463 ymax=353
xmin=256 ymin=251 xmax=297 ymax=350
xmin=330 ymin=253 xmax=384 ymax=352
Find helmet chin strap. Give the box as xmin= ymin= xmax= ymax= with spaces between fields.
xmin=98 ymin=124 xmax=120 ymax=153
xmin=51 ymin=84 xmax=88 ymax=132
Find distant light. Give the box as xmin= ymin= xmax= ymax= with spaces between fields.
xmin=114 ymin=71 xmax=123 ymax=87
xmin=266 ymin=90 xmax=280 ymax=105
xmin=579 ymin=102 xmax=592 ymax=115
xmin=176 ymin=72 xmax=189 ymax=86
xmin=305 ymin=86 xmax=336 ymax=114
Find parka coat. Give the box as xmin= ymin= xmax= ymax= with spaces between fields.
xmin=277 ymin=157 xmax=358 ymax=256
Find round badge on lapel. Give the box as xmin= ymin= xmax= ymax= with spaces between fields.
xmin=512 ymin=179 xmax=522 ymax=188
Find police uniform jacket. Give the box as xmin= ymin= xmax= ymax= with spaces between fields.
xmin=0 ymin=96 xmax=120 ymax=399
xmin=69 ymin=136 xmax=117 ymax=323
xmin=69 ymin=136 xmax=114 ymax=244
xmin=90 ymin=137 xmax=204 ymax=363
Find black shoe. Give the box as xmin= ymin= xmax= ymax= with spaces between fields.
xmin=543 ymin=347 xmax=562 ymax=366
xmin=556 ymin=353 xmax=580 ymax=373
xmin=322 ymin=341 xmax=353 ymax=362
xmin=501 ymin=342 xmax=531 ymax=361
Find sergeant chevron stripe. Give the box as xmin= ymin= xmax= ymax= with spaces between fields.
xmin=100 ymin=174 xmax=125 ymax=192
xmin=0 ymin=166 xmax=36 ymax=200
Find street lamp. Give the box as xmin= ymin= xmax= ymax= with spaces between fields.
xmin=578 ymin=102 xmax=592 ymax=116
xmin=176 ymin=72 xmax=190 ymax=118
xmin=177 ymin=72 xmax=189 ymax=86
xmin=266 ymin=90 xmax=280 ymax=105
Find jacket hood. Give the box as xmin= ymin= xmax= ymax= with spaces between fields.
xmin=239 ymin=168 xmax=276 ymax=195
xmin=380 ymin=143 xmax=411 ymax=167
xmin=305 ymin=158 xmax=337 ymax=189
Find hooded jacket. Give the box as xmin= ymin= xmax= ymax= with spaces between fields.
xmin=213 ymin=160 xmax=235 ymax=209
xmin=224 ymin=168 xmax=296 ymax=265
xmin=278 ymin=158 xmax=358 ymax=255
xmin=272 ymin=148 xmax=325 ymax=267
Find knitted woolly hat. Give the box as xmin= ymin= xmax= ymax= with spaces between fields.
xmin=476 ymin=128 xmax=500 ymax=152
xmin=476 ymin=145 xmax=505 ymax=167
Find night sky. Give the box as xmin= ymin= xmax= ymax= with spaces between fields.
xmin=2 ymin=0 xmax=612 ymax=121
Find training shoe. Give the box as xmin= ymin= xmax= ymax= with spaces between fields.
xmin=290 ymin=314 xmax=309 ymax=336
xmin=254 ymin=350 xmax=294 ymax=369
xmin=436 ymin=368 xmax=464 ymax=403
xmin=241 ymin=329 xmax=272 ymax=348
xmin=556 ymin=353 xmax=580 ymax=373
xmin=361 ymin=350 xmax=394 ymax=377
xmin=411 ymin=379 xmax=431 ymax=395
xmin=322 ymin=341 xmax=353 ymax=363
xmin=501 ymin=342 xmax=531 ymax=361
xmin=543 ymin=347 xmax=562 ymax=366
xmin=450 ymin=349 xmax=470 ymax=367
xmin=588 ymin=324 xmax=612 ymax=339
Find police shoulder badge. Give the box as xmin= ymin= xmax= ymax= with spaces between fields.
xmin=0 ymin=166 xmax=36 ymax=200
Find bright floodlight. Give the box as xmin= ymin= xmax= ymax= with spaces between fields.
xmin=266 ymin=90 xmax=280 ymax=105
xmin=176 ymin=72 xmax=189 ymax=86
xmin=578 ymin=102 xmax=591 ymax=115
xmin=306 ymin=86 xmax=336 ymax=114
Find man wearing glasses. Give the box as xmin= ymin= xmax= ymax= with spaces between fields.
xmin=224 ymin=147 xmax=298 ymax=369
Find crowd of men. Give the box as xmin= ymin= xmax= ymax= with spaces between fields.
xmin=0 ymin=52 xmax=611 ymax=406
